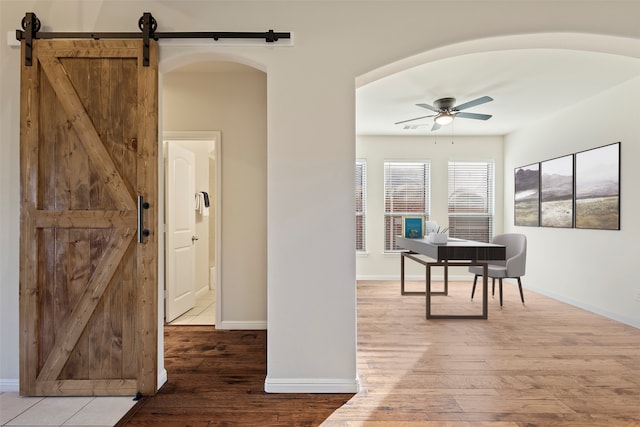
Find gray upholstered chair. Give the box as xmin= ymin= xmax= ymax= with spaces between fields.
xmin=469 ymin=233 xmax=527 ymax=306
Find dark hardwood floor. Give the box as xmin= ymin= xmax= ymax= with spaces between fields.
xmin=116 ymin=326 xmax=352 ymax=426
xmin=118 ymin=280 xmax=640 ymax=426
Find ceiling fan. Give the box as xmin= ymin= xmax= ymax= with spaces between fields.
xmin=395 ymin=96 xmax=494 ymax=131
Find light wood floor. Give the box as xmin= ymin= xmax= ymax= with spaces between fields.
xmin=120 ymin=280 xmax=640 ymax=426
xmin=326 ymin=280 xmax=640 ymax=426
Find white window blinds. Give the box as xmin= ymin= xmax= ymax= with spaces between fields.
xmin=384 ymin=161 xmax=430 ymax=251
xmin=448 ymin=161 xmax=495 ymax=243
xmin=355 ymin=160 xmax=367 ymax=252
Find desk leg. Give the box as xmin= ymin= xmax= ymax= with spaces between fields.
xmin=400 ymin=251 xmax=406 ymax=295
xmin=426 ymin=264 xmax=432 ymax=319
xmin=427 ymin=260 xmax=447 ymax=296
xmin=400 ymin=251 xmax=425 ymax=296
xmin=426 ymin=261 xmax=489 ymax=320
xmin=444 ymin=263 xmax=449 ymax=295
xmin=482 ymin=263 xmax=488 ymax=319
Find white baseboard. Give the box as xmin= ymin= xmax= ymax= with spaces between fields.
xmin=357 ymin=274 xmax=471 ymax=282
xmin=0 ymin=378 xmax=19 ymax=392
xmin=216 ymin=320 xmax=267 ymax=330
xmin=525 ymin=284 xmax=640 ymax=329
xmin=264 ymin=376 xmax=360 ymax=393
xmin=157 ymin=369 xmax=168 ymax=390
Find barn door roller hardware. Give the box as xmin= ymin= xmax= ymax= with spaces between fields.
xmin=16 ymin=12 xmax=291 ymax=66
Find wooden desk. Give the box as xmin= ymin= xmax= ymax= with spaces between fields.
xmin=396 ymin=236 xmax=506 ymax=319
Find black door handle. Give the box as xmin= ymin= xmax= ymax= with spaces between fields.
xmin=137 ymin=195 xmax=150 ymax=243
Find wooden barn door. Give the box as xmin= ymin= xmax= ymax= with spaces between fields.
xmin=19 ymin=39 xmax=158 ymax=396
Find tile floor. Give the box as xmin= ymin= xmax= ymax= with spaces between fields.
xmin=0 ymin=392 xmax=137 ymax=426
xmin=1 ymin=290 xmax=216 ymax=426
xmin=168 ymin=289 xmax=216 ymax=325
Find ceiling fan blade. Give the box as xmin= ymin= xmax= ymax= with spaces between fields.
xmin=431 ymin=122 xmax=441 ymax=131
xmin=453 ymin=96 xmax=493 ymax=111
xmin=456 ymin=112 xmax=493 ymax=121
xmin=394 ymin=114 xmax=435 ymax=125
xmin=416 ymin=103 xmax=439 ymax=112
xmin=403 ymin=124 xmax=431 ymax=130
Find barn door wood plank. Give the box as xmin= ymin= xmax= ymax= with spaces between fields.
xmin=135 ymin=40 xmax=158 ymax=395
xmin=19 ymin=40 xmax=40 ymax=396
xmin=35 ymin=210 xmax=137 ymax=228
xmin=38 ymin=39 xmax=138 ymax=59
xmin=38 ymin=55 xmax=135 ymax=211
xmin=36 ymin=228 xmax=135 ymax=383
xmin=37 ymin=379 xmax=138 ymax=397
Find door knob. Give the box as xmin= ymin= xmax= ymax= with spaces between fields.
xmin=192 ymin=235 xmax=199 ymax=243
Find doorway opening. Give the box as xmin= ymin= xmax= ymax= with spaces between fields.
xmin=164 ymin=132 xmax=221 ymax=326
xmin=158 ymin=57 xmax=268 ymax=337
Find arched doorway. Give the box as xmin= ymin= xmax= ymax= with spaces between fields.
xmin=156 ymin=56 xmax=268 ymax=387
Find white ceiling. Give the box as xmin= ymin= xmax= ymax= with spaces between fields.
xmin=356 ymin=49 xmax=640 ymax=136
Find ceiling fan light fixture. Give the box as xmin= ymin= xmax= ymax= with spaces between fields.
xmin=434 ymin=112 xmax=454 ymax=126
xmin=396 ymin=96 xmax=493 ymax=131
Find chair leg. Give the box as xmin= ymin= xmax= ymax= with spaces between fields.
xmin=471 ymin=275 xmax=478 ymax=300
xmin=499 ymin=278 xmax=503 ymax=307
xmin=491 ymin=278 xmax=495 ymax=297
xmin=517 ymin=277 xmax=525 ymax=305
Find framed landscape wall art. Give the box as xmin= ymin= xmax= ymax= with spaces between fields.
xmin=514 ymin=163 xmax=540 ymax=226
xmin=540 ymin=154 xmax=574 ymax=228
xmin=575 ymin=142 xmax=620 ymax=230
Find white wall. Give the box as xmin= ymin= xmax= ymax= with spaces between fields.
xmin=2 ymin=0 xmax=640 ymax=393
xmin=356 ymin=135 xmax=504 ymax=280
xmin=504 ymin=77 xmax=640 ymax=327
xmin=163 ymin=68 xmax=267 ymax=327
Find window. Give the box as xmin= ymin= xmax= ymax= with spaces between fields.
xmin=448 ymin=161 xmax=495 ymax=243
xmin=384 ymin=161 xmax=430 ymax=251
xmin=355 ymin=160 xmax=367 ymax=252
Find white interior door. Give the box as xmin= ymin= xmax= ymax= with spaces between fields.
xmin=166 ymin=142 xmax=196 ymax=322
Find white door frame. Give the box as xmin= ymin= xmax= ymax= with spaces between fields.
xmin=163 ymin=131 xmax=222 ymax=326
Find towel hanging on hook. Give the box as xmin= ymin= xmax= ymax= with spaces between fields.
xmin=195 ymin=191 xmax=210 ymax=216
